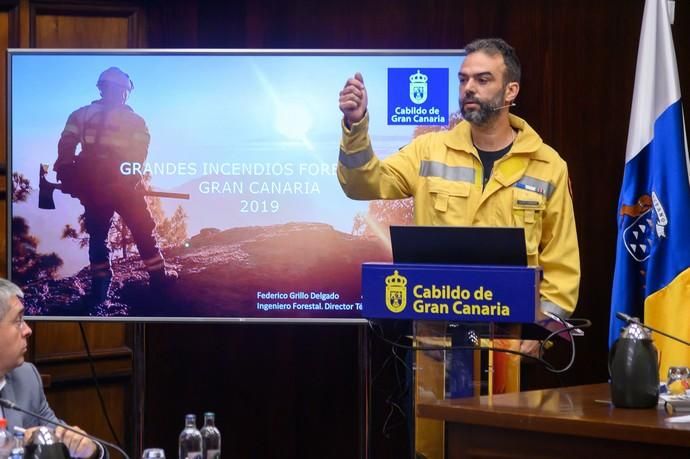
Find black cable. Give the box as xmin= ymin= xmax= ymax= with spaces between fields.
xmin=368 ymin=319 xmax=593 ymax=374
xmin=368 ymin=320 xmax=554 ymax=369
xmin=536 ymin=318 xmax=592 ymax=374
xmin=78 ymin=322 xmax=123 ymax=448
xmin=368 ymin=322 xmax=413 ymax=441
xmin=371 ymin=321 xmax=411 ymax=384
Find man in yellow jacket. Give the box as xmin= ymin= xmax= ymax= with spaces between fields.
xmin=339 ymin=38 xmax=579 ymax=458
xmin=338 ymin=38 xmax=580 ymax=322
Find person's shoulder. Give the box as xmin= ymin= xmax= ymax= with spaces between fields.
xmin=439 ymin=119 xmax=474 ymax=152
xmin=394 ymin=129 xmax=451 ymax=157
xmin=516 ymin=119 xmax=567 ymax=168
xmin=535 ymin=142 xmax=566 ymax=164
xmin=119 ymin=104 xmax=147 ymax=123
xmin=7 ymin=362 xmax=41 ymax=384
xmin=525 ymin=143 xmax=569 ymax=187
xmin=411 ymin=126 xmax=459 ymax=148
xmin=415 ymin=129 xmax=446 ymax=144
xmin=68 ymin=103 xmax=95 ymax=117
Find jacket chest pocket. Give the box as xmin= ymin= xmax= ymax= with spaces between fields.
xmin=512 ymin=188 xmax=545 ymax=255
xmin=429 ymin=180 xmax=472 ymax=224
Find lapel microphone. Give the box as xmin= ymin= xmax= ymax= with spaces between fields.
xmin=491 ymin=102 xmax=517 ymax=111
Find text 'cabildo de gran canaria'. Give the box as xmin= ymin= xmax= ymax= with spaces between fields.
xmin=413 ymin=284 xmax=510 ymax=316
xmin=385 ymin=270 xmax=511 ymax=317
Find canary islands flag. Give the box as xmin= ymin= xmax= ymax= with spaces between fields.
xmin=609 ymin=0 xmax=690 ymax=377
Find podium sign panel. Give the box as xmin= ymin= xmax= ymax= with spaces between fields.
xmin=362 ymin=262 xmax=540 ymax=323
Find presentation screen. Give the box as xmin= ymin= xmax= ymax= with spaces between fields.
xmin=8 ymin=49 xmax=464 ymax=321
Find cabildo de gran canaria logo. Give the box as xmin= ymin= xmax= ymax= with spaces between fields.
xmin=385 ymin=270 xmax=408 ymax=313
xmin=409 ymin=70 xmax=428 ymax=104
xmin=387 ymin=68 xmax=449 ymax=126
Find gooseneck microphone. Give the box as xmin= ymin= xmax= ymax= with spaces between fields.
xmin=491 ymin=102 xmax=517 ymax=111
xmin=615 ymin=312 xmax=690 ymax=346
xmin=0 ymin=398 xmax=128 ymax=459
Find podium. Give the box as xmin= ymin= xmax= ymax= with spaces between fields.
xmin=362 ymin=262 xmax=544 ymax=459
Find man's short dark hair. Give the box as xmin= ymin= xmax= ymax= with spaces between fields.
xmin=465 ymin=38 xmax=521 ymax=85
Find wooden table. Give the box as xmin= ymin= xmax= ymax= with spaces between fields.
xmin=417 ymin=383 xmax=690 ymax=458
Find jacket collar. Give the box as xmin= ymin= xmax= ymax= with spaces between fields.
xmin=443 ymin=114 xmax=549 ymax=161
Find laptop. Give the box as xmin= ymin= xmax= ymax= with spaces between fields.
xmin=390 ymin=225 xmax=527 ymax=266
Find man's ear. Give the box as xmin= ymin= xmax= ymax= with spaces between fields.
xmin=505 ymin=81 xmax=520 ymax=104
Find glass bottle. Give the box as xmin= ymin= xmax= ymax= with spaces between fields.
xmin=178 ymin=415 xmax=202 ymax=459
xmin=200 ymin=413 xmax=221 ymax=459
xmin=0 ymin=419 xmax=12 ymax=459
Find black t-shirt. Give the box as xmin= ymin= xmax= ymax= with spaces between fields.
xmin=477 ymin=143 xmax=513 ymax=188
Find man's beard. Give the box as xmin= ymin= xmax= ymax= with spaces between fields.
xmin=460 ymin=90 xmax=506 ymax=126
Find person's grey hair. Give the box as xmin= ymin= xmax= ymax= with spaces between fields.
xmin=0 ymin=278 xmax=24 ymax=319
xmin=465 ymin=38 xmax=522 ymax=85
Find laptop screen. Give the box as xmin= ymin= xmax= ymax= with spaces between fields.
xmin=390 ymin=225 xmax=527 ymax=266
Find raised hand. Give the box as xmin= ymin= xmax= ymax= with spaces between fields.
xmin=338 ymin=72 xmax=368 ymax=126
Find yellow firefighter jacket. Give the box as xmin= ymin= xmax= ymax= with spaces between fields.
xmin=338 ymin=113 xmax=580 ymax=317
xmin=56 ymin=100 xmax=150 ymax=170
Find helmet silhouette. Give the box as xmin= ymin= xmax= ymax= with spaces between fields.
xmin=97 ymin=67 xmax=133 ymax=91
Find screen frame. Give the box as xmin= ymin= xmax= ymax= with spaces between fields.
xmin=7 ymin=48 xmax=466 ymax=323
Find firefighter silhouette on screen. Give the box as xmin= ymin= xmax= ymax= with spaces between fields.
xmin=53 ymin=67 xmax=177 ymax=304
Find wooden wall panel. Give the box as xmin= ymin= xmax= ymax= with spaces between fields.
xmin=29 ymin=1 xmax=143 ymax=48
xmin=34 ymin=14 xmax=129 ymax=48
xmin=44 ymin=382 xmax=127 ymax=445
xmin=0 ymin=5 xmax=15 ymax=279
xmin=33 ymin=322 xmax=128 ymax=356
xmin=31 ymin=321 xmax=132 ymax=396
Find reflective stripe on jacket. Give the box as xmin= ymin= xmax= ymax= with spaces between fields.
xmin=338 ymin=113 xmax=580 ymax=317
